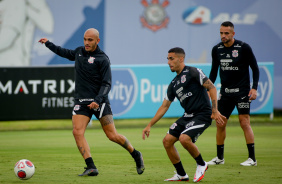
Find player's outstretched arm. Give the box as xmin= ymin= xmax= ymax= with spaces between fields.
xmin=38 ymin=38 xmax=49 ymax=44
xmin=142 ymin=99 xmax=171 ymax=140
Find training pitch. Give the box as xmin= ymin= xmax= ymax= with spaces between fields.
xmin=0 ymin=117 xmax=282 ymax=184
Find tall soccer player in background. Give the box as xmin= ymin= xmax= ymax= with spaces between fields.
xmin=39 ymin=28 xmax=145 ymax=176
xmin=207 ymin=21 xmax=259 ymax=166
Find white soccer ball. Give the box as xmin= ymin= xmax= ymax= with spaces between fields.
xmin=14 ymin=159 xmax=35 ymax=180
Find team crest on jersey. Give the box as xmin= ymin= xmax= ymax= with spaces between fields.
xmin=170 ymin=123 xmax=177 ymax=130
xmin=88 ymin=57 xmax=95 ymax=64
xmin=140 ymin=0 xmax=170 ymax=32
xmin=74 ymin=105 xmax=80 ymax=111
xmin=232 ymin=50 xmax=238 ymax=58
xmin=181 ymin=75 xmax=186 ymax=83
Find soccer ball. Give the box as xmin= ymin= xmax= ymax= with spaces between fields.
xmin=14 ymin=159 xmax=35 ymax=180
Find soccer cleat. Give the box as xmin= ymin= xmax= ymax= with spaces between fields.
xmin=134 ymin=151 xmax=145 ymax=174
xmin=78 ymin=167 xmax=99 ymax=176
xmin=193 ymin=162 xmax=208 ymax=182
xmin=240 ymin=158 xmax=257 ymax=166
xmin=164 ymin=171 xmax=189 ymax=181
xmin=207 ymin=157 xmax=225 ymax=165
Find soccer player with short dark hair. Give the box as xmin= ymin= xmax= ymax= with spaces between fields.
xmin=207 ymin=21 xmax=259 ymax=166
xmin=142 ymin=47 xmax=225 ymax=182
xmin=38 ymin=28 xmax=144 ymax=176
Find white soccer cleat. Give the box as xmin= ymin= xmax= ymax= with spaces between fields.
xmin=240 ymin=158 xmax=257 ymax=166
xmin=164 ymin=171 xmax=189 ymax=181
xmin=207 ymin=157 xmax=225 ymax=165
xmin=193 ymin=162 xmax=208 ymax=182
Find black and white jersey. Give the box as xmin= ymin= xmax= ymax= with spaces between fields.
xmin=209 ymin=39 xmax=259 ymax=96
xmin=166 ymin=66 xmax=212 ymax=115
xmin=45 ymin=41 xmax=111 ymax=105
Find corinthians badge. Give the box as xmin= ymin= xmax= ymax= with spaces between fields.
xmin=140 ymin=0 xmax=170 ymax=32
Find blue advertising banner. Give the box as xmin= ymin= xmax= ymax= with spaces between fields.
xmin=109 ymin=63 xmax=274 ymax=119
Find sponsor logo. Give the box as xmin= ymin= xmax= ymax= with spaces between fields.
xmin=182 ymin=6 xmax=211 ymax=24
xmin=88 ymin=56 xmax=95 ymax=64
xmin=225 ymin=88 xmax=239 ymax=93
xmin=184 ymin=112 xmax=194 ymax=117
xmin=238 ymin=102 xmax=249 ymax=109
xmin=179 ymin=92 xmax=192 ymax=103
xmin=140 ymin=0 xmax=170 ymax=32
xmin=79 ymin=99 xmax=94 ymax=102
xmin=220 ymin=53 xmax=225 ymax=56
xmin=234 ymin=44 xmax=242 ymax=48
xmin=109 ymin=68 xmax=138 ymax=116
xmin=182 ymin=6 xmax=258 ymax=25
xmin=185 ymin=121 xmax=195 ymax=128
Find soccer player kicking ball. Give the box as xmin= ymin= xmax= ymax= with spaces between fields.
xmin=142 ymin=47 xmax=225 ymax=182
xmin=39 ymin=28 xmax=144 ymax=176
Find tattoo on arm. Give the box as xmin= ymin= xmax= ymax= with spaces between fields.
xmin=212 ymin=99 xmax=217 ymax=113
xmin=203 ymin=79 xmax=215 ymax=91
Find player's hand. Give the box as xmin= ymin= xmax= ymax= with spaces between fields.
xmin=211 ymin=110 xmax=226 ymax=126
xmin=142 ymin=126 xmax=151 ymax=140
xmin=38 ymin=38 xmax=49 ymax=44
xmin=248 ymin=89 xmax=257 ymax=100
xmin=87 ymin=102 xmax=99 ymax=110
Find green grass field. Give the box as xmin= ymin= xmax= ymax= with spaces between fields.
xmin=0 ymin=116 xmax=282 ymax=184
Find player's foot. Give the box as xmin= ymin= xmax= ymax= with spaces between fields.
xmin=193 ymin=162 xmax=208 ymax=182
xmin=240 ymin=158 xmax=257 ymax=166
xmin=207 ymin=157 xmax=225 ymax=165
xmin=78 ymin=167 xmax=99 ymax=176
xmin=164 ymin=171 xmax=189 ymax=181
xmin=134 ymin=151 xmax=145 ymax=174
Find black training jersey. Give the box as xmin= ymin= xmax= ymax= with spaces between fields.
xmin=166 ymin=66 xmax=212 ymax=115
xmin=209 ymin=39 xmax=259 ymax=96
xmin=45 ymin=41 xmax=111 ymax=105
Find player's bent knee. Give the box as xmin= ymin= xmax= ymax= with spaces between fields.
xmin=179 ymin=134 xmax=192 ymax=145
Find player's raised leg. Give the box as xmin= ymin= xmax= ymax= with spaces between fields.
xmin=100 ymin=115 xmax=145 ymax=174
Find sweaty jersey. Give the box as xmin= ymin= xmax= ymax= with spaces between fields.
xmin=45 ymin=41 xmax=111 ymax=105
xmin=209 ymin=39 xmax=259 ymax=96
xmin=166 ymin=66 xmax=212 ymax=116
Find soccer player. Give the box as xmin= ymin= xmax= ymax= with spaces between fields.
xmin=207 ymin=21 xmax=259 ymax=166
xmin=38 ymin=28 xmax=145 ymax=176
xmin=142 ymin=47 xmax=225 ymax=182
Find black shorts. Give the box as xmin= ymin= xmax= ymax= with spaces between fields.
xmin=72 ymin=102 xmax=113 ymax=119
xmin=168 ymin=113 xmax=212 ymax=143
xmin=218 ymin=94 xmax=251 ymax=119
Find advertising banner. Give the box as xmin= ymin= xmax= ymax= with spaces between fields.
xmin=0 ymin=67 xmax=75 ymax=120
xmin=0 ymin=63 xmax=272 ymax=120
xmin=110 ymin=63 xmax=274 ymax=119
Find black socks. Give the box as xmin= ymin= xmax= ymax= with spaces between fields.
xmin=247 ymin=143 xmax=256 ymax=161
xmin=173 ymin=161 xmax=186 ymax=176
xmin=85 ymin=157 xmax=96 ymax=169
xmin=195 ymin=154 xmax=205 ymax=166
xmin=217 ymin=144 xmax=224 ymax=160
